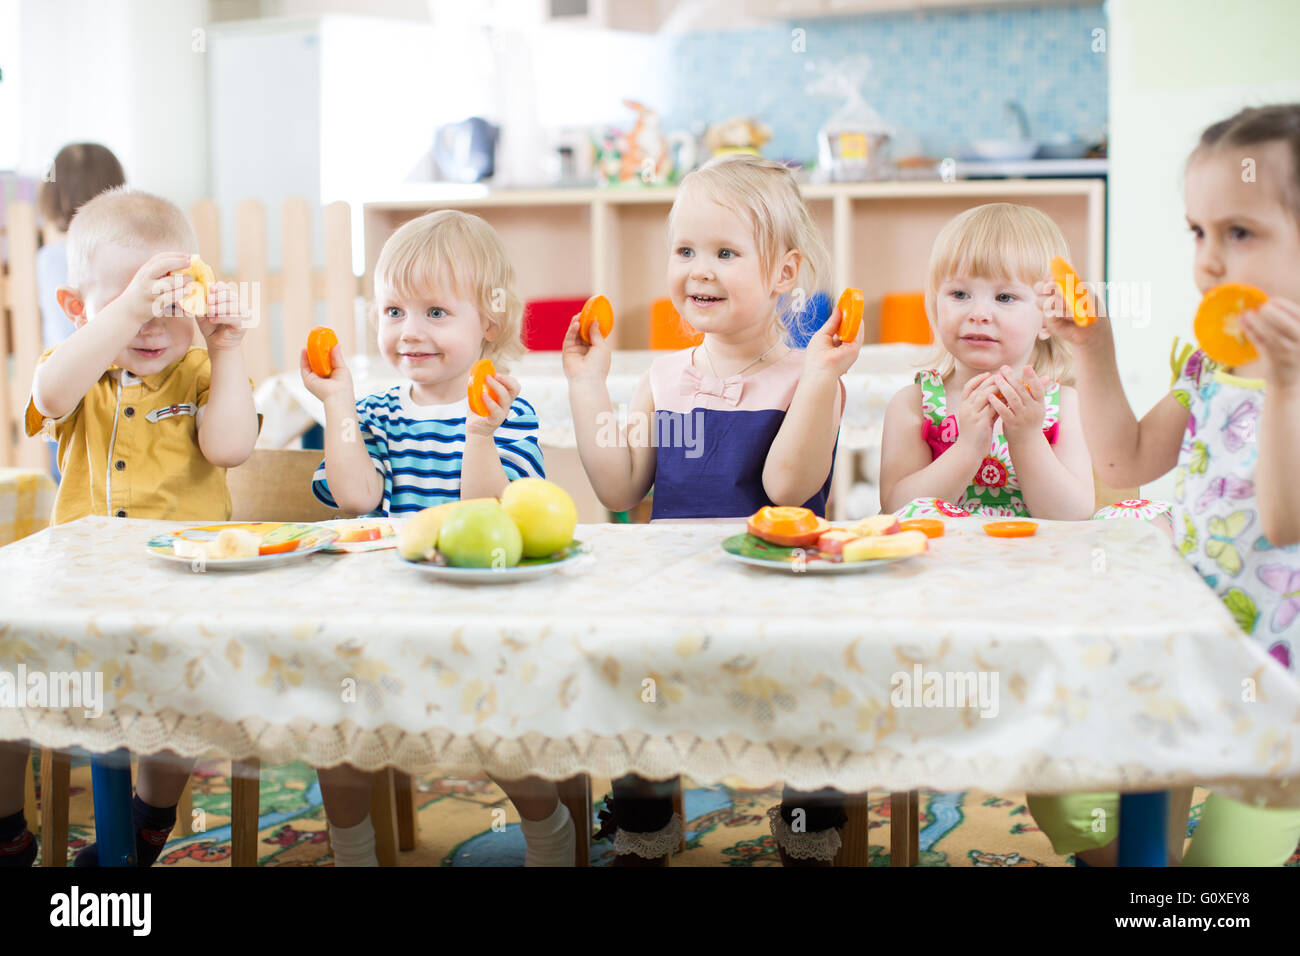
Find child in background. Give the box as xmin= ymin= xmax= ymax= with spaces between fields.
xmin=878 ymin=203 xmax=1100 ymax=522
xmin=0 ymin=186 xmax=259 ymax=867
xmin=1030 ymin=104 xmax=1300 ymax=866
xmin=36 ymin=142 xmax=127 ymax=480
xmin=563 ymin=154 xmax=861 ymax=865
xmin=301 ymin=209 xmax=573 ymax=866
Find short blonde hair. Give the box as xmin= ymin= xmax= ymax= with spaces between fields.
xmin=669 ymin=154 xmax=830 ymax=345
xmin=65 ymin=186 xmax=196 ymax=288
xmin=373 ymin=210 xmax=524 ymax=364
xmin=924 ymin=203 xmax=1073 ymax=383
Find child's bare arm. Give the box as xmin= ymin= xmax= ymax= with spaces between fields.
xmin=300 ymin=346 xmax=383 ymax=516
xmin=764 ymin=368 xmax=842 ymax=506
xmin=197 ymin=285 xmax=259 ymax=467
xmin=569 ymin=373 xmax=657 ymax=513
xmin=32 ymin=252 xmax=191 ymax=418
xmin=1242 ymin=298 xmax=1300 ymax=546
xmin=879 ymin=379 xmax=997 ymax=513
xmin=1002 ymin=385 xmax=1095 ymax=520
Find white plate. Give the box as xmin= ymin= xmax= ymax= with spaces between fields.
xmin=721 ymin=549 xmax=919 ymax=574
xmin=146 ymin=522 xmax=338 ymax=571
xmin=399 ymin=542 xmax=589 ymax=583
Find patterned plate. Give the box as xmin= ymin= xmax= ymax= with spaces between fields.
xmin=720 ymin=533 xmax=921 ymax=574
xmin=319 ymin=518 xmax=404 ymax=553
xmin=146 ymin=522 xmax=338 ymax=570
xmin=400 ymin=541 xmax=590 ymax=583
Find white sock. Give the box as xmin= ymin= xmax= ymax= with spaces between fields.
xmin=518 ymin=801 xmax=575 ymax=867
xmin=328 ymin=816 xmax=379 ymax=867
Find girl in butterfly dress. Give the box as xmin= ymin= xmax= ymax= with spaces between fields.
xmin=1029 ymin=104 xmax=1300 ymax=866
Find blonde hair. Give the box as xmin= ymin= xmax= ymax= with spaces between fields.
xmin=373 ymin=210 xmax=524 ymax=364
xmin=65 ymin=186 xmax=196 ymax=288
xmin=924 ymin=203 xmax=1073 ymax=383
xmin=669 ymin=154 xmax=830 ymax=345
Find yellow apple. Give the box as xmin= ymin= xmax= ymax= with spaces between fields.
xmin=842 ymin=529 xmax=927 ymax=562
xmin=500 ymin=478 xmax=577 ymax=558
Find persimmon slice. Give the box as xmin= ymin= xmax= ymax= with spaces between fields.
xmin=899 ymin=518 xmax=945 ymax=538
xmin=747 ymin=506 xmax=831 ymax=548
xmin=467 ymin=358 xmax=496 ymax=417
xmin=1050 ymin=257 xmax=1095 ymax=326
xmin=982 ymin=520 xmax=1038 ymax=538
xmin=258 ymin=540 xmax=299 ymax=556
xmin=836 ymin=287 xmax=864 ymax=343
xmin=307 ymin=327 xmax=338 ymax=377
xmin=1193 ymin=283 xmax=1266 ymax=367
xmin=579 ymin=295 xmax=614 ymax=344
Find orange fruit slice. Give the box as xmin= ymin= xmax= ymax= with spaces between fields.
xmin=1049 ymin=257 xmax=1096 ymax=327
xmin=579 ymin=295 xmax=614 ymax=344
xmin=258 ymin=540 xmax=299 ymax=556
xmin=1193 ymin=283 xmax=1266 ymax=367
xmin=467 ymin=358 xmax=496 ymax=417
xmin=746 ymin=505 xmax=831 ymax=548
xmin=899 ymin=518 xmax=945 ymax=538
xmin=306 ymin=326 xmax=339 ymax=378
xmin=983 ymin=520 xmax=1038 ymax=538
xmin=836 ymin=287 xmax=864 ymax=343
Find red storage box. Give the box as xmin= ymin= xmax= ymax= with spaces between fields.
xmin=523 ymin=298 xmax=588 ymax=351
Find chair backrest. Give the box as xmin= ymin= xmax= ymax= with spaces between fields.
xmin=227 ymin=448 xmax=337 ymax=522
xmin=1094 ymin=470 xmax=1139 ymax=511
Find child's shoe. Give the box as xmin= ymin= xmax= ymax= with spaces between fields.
xmin=0 ymin=812 xmax=37 ymax=867
xmin=74 ymin=795 xmax=176 ymax=867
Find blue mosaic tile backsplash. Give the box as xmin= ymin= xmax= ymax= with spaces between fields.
xmin=659 ymin=2 xmax=1108 ymax=164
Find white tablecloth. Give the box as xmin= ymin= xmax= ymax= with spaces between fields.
xmin=2 ymin=515 xmax=1295 ymax=805
xmin=253 ymin=345 xmax=935 ymax=454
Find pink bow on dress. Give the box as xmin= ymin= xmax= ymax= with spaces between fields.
xmin=681 ymin=365 xmax=743 ymax=406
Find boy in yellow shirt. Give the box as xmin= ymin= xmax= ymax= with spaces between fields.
xmin=0 ymin=187 xmax=259 ymax=866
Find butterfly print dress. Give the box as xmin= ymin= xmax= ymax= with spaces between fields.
xmin=1171 ymin=346 xmax=1297 ymax=674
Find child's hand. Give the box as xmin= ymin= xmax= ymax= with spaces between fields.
xmin=1239 ymin=297 xmax=1300 ymax=389
xmin=299 ymin=344 xmax=354 ymax=405
xmin=466 ymin=371 xmax=521 ymax=437
xmin=561 ymin=313 xmax=611 ymax=385
xmin=987 ymin=364 xmax=1050 ymax=443
xmin=1036 ymin=278 xmax=1107 ymax=348
xmin=802 ymin=303 xmax=864 ymax=378
xmin=954 ymin=371 xmax=998 ymax=453
xmin=197 ymin=281 xmax=250 ymax=352
xmin=120 ymin=252 xmax=194 ymax=325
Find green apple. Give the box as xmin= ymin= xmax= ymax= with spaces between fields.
xmin=397 ymin=502 xmax=459 ymax=561
xmin=436 ymin=501 xmax=523 ymax=568
xmin=501 ymin=478 xmax=577 ymax=557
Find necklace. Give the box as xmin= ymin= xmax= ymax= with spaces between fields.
xmin=701 ymin=338 xmax=784 ymax=378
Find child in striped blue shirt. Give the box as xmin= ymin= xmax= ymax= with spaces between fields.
xmin=300 ymin=210 xmax=570 ymax=866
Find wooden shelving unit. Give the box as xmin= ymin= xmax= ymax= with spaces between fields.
xmin=363 ymin=177 xmax=1105 ymax=351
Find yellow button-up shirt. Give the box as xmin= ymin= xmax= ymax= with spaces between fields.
xmin=25 ymin=347 xmax=252 ymax=526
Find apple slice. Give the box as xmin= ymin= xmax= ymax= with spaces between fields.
xmin=816 ymin=530 xmax=860 ymax=556
xmin=337 ymin=523 xmax=383 ymax=543
xmin=842 ymin=529 xmax=928 ymax=562
xmin=847 ymin=514 xmax=902 ymax=537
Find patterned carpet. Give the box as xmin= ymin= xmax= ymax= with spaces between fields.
xmin=33 ymin=755 xmax=1294 ymax=867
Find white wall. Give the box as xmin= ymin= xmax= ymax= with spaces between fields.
xmin=17 ymin=0 xmax=209 ymax=208
xmin=1107 ymin=0 xmax=1300 ymax=499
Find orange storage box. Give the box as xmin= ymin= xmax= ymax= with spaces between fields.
xmin=650 ymin=298 xmax=704 ymax=350
xmin=880 ymin=292 xmax=932 ymax=345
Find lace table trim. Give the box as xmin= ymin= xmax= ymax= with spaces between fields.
xmin=611 ymin=814 xmax=683 ymax=859
xmin=767 ymin=805 xmax=843 ymax=861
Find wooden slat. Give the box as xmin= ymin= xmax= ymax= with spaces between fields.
xmin=190 ymin=199 xmax=222 ymax=268
xmin=323 ymin=201 xmax=357 ymax=357
xmin=0 ymin=264 xmax=13 ymax=467
xmin=833 ymin=792 xmax=871 ymax=866
xmin=369 ymin=767 xmax=400 ymax=867
xmin=38 ymin=749 xmax=70 ymax=868
xmin=236 ymin=200 xmax=272 ymax=385
xmin=890 ymin=789 xmax=919 ymax=866
xmin=7 ymin=202 xmax=45 ymax=469
xmin=394 ymin=770 xmax=417 ymax=851
xmin=280 ymin=198 xmax=314 ymax=377
xmin=556 ymin=774 xmax=592 ymax=867
xmin=230 ymin=757 xmax=260 ymax=867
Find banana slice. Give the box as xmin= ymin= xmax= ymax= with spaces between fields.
xmin=172 ymin=528 xmax=262 ymax=560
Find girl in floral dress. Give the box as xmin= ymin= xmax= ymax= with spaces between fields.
xmin=878 ymin=203 xmax=1161 ymax=522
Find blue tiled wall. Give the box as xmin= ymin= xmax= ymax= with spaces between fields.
xmin=661 ymin=2 xmax=1107 ymax=165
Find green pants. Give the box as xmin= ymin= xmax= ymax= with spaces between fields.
xmin=1027 ymin=791 xmax=1300 ymax=865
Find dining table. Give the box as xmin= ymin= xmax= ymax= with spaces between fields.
xmin=1 ymin=513 xmax=1296 ymax=866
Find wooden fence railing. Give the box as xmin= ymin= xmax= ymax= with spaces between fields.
xmin=0 ymin=198 xmax=362 ymax=468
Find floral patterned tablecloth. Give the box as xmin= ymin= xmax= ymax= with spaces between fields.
xmin=1 ymin=515 xmax=1296 ymax=806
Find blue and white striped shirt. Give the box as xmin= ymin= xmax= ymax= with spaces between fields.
xmin=311 ymin=384 xmax=545 ymax=516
